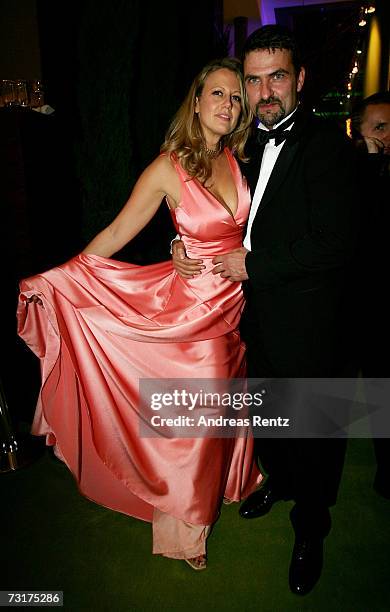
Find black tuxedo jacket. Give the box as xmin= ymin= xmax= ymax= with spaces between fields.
xmin=239 ymin=109 xmax=359 ymax=377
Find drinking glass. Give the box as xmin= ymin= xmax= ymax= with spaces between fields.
xmin=14 ymin=80 xmax=29 ymax=106
xmin=29 ymin=79 xmax=45 ymax=108
xmin=1 ymin=80 xmax=17 ymax=106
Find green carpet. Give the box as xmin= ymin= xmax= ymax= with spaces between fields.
xmin=1 ymin=438 xmax=389 ymax=611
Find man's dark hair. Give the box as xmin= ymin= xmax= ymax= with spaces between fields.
xmin=242 ymin=25 xmax=302 ymax=74
xmin=351 ymin=91 xmax=390 ymax=132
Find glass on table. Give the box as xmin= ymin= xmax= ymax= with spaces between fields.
xmin=1 ymin=80 xmax=17 ymax=107
xmin=29 ymin=79 xmax=45 ymax=108
xmin=14 ymin=79 xmax=29 ymax=107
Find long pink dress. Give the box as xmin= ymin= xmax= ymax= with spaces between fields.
xmin=17 ymin=149 xmax=261 ymax=557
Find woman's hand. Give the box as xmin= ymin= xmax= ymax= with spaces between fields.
xmin=172 ymin=240 xmax=205 ymax=279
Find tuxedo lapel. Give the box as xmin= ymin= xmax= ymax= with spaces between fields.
xmin=248 ymin=108 xmax=308 ymax=214
xmin=257 ymin=139 xmax=299 ymax=214
xmin=243 ymin=139 xmax=266 ymax=199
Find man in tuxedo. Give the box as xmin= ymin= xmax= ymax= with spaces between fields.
xmin=173 ymin=25 xmax=358 ymax=594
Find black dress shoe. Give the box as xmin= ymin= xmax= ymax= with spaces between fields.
xmin=289 ymin=536 xmax=323 ymax=595
xmin=239 ymin=483 xmax=283 ymax=519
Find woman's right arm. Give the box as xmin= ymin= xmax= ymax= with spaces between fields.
xmin=83 ymin=155 xmax=180 ymax=257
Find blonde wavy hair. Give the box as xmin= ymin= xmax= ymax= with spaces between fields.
xmin=161 ymin=58 xmax=252 ymax=184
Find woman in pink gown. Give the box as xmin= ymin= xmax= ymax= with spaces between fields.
xmin=17 ymin=58 xmax=262 ymax=570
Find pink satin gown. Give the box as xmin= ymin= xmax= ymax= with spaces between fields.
xmin=17 ymin=149 xmax=262 ymax=558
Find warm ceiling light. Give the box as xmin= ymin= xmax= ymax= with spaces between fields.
xmin=367 ymin=5 xmax=375 ymax=13
xmin=352 ymin=65 xmax=358 ymax=74
xmin=357 ymin=49 xmax=362 ymax=54
xmin=359 ymin=18 xmax=367 ymax=26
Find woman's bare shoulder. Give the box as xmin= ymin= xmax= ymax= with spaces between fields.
xmin=137 ymin=153 xmax=173 ymax=182
xmin=143 ymin=153 xmax=180 ymax=205
xmin=152 ymin=152 xmax=177 ymax=169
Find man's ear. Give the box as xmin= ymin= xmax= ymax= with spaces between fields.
xmin=297 ymin=67 xmax=305 ymax=93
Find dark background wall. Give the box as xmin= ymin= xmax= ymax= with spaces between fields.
xmin=34 ymin=0 xmax=227 ymax=262
xmin=0 ymin=0 xmax=42 ymax=79
xmin=35 ymin=0 xmax=224 ymax=261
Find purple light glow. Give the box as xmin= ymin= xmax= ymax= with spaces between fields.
xmin=260 ymin=0 xmax=356 ymax=26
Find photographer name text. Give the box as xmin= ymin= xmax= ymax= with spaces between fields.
xmin=149 ymin=415 xmax=290 ymax=428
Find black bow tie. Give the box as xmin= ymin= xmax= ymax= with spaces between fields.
xmin=256 ymin=125 xmax=292 ymax=146
xmin=256 ymin=113 xmax=296 ymax=146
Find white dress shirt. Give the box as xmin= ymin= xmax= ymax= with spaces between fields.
xmin=243 ymin=109 xmax=297 ymax=251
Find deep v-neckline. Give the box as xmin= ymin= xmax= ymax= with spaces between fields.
xmin=200 ymin=149 xmax=239 ymax=221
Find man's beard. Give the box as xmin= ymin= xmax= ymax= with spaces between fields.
xmin=255 ymin=97 xmax=286 ymax=128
